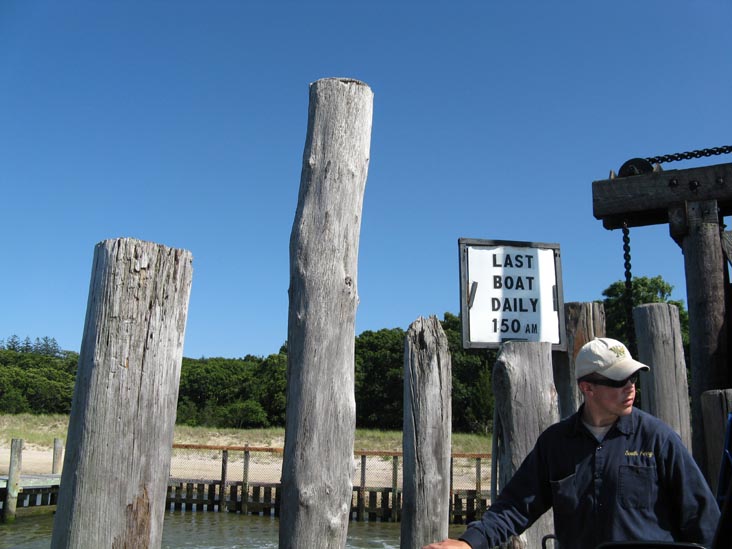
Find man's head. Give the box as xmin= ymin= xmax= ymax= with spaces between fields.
xmin=575 ymin=337 xmax=650 ymax=424
xmin=575 ymin=337 xmax=650 ymax=382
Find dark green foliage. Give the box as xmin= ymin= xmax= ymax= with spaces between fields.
xmin=355 ymin=327 xmax=406 ymax=429
xmin=0 ymin=348 xmax=77 ymax=414
xmin=176 ymin=350 xmax=288 ymax=428
xmin=601 ymin=275 xmax=690 ymax=350
xmin=440 ymin=312 xmax=495 ymax=434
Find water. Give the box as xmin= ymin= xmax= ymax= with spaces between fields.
xmin=0 ymin=512 xmax=468 ymax=548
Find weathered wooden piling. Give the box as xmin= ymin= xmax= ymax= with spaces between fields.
xmin=1 ymin=438 xmax=23 ymax=523
xmin=280 ymin=78 xmax=373 ymax=549
xmin=493 ymin=342 xmax=557 ymax=548
xmin=401 ymin=316 xmax=452 ymax=549
xmin=553 ymin=302 xmax=605 ymax=418
xmin=675 ymin=200 xmax=728 ymax=473
xmin=633 ymin=303 xmax=692 ymax=449
xmin=701 ymin=389 xmax=732 ymax=496
xmin=51 ymin=238 xmax=193 ymax=549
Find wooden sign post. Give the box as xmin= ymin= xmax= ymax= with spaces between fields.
xmin=593 ymin=161 xmax=732 ymax=474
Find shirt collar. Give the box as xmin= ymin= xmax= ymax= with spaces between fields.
xmin=571 ymin=404 xmax=637 ymax=437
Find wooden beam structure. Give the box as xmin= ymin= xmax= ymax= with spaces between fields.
xmin=593 ymin=162 xmax=732 ymax=230
xmin=592 ymin=162 xmax=731 ymax=479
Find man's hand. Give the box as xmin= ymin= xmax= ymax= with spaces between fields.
xmin=422 ymin=540 xmax=471 ymax=549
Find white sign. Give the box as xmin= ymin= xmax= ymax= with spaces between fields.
xmin=459 ymin=239 xmax=565 ymax=350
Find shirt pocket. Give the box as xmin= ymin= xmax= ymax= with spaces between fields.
xmin=550 ymin=473 xmax=578 ymax=514
xmin=618 ymin=464 xmax=657 ymax=509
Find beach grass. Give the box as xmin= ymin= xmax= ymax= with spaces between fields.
xmin=0 ymin=414 xmax=491 ymax=454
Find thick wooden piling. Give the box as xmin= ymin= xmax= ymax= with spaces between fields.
xmin=50 ymin=238 xmax=193 ymax=549
xmin=493 ymin=342 xmax=557 ymax=548
xmin=633 ymin=303 xmax=692 ymax=449
xmin=670 ymin=199 xmax=728 ymax=474
xmin=701 ymin=389 xmax=732 ymax=496
xmin=280 ymin=78 xmax=373 ymax=549
xmin=401 ymin=316 xmax=452 ymax=549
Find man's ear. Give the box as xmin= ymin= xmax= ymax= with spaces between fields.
xmin=578 ymin=380 xmax=593 ymax=396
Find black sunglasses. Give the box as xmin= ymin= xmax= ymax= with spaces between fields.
xmin=580 ymin=372 xmax=640 ymax=388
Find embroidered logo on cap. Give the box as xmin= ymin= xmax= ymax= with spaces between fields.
xmin=609 ymin=345 xmax=626 ymax=359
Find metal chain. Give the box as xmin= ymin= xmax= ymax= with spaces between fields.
xmin=645 ymin=145 xmax=732 ymax=165
xmin=621 ymin=222 xmax=635 ymax=355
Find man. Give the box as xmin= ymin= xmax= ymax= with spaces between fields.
xmin=424 ymin=337 xmax=720 ymax=549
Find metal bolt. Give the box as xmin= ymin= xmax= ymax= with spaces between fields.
xmin=669 ymin=178 xmax=678 ymax=187
xmin=689 ymin=180 xmax=700 ymax=192
xmin=716 ymin=177 xmax=725 ymax=186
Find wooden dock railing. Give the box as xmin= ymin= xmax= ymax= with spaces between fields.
xmin=167 ymin=444 xmax=491 ymax=523
xmin=0 ymin=443 xmax=491 ymax=524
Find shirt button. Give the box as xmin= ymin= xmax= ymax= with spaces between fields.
xmin=596 ymin=446 xmax=602 ymax=451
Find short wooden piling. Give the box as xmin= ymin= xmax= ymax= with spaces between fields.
xmin=701 ymin=389 xmax=732 ymax=496
xmin=1 ymin=438 xmax=23 ymax=523
xmin=401 ymin=316 xmax=452 ymax=549
xmin=633 ymin=303 xmax=692 ymax=449
xmin=50 ymin=238 xmax=193 ymax=549
xmin=493 ymin=342 xmax=557 ymax=548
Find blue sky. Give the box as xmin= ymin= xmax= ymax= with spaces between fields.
xmin=1 ymin=1 xmax=730 ymax=359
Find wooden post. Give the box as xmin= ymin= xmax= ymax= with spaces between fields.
xmin=220 ymin=449 xmax=228 ymax=513
xmin=553 ymin=302 xmax=605 ymax=418
xmin=50 ymin=238 xmax=193 ymax=549
xmin=493 ymin=342 xmax=557 ymax=549
xmin=475 ymin=457 xmax=482 ymax=514
xmin=672 ymin=200 xmax=729 ymax=473
xmin=242 ymin=448 xmax=250 ymax=515
xmin=401 ymin=316 xmax=452 ymax=549
xmin=633 ymin=303 xmax=692 ymax=450
xmin=357 ymin=453 xmax=366 ymax=521
xmin=1 ymin=438 xmax=23 ymax=523
xmin=701 ymin=389 xmax=732 ymax=496
xmin=280 ymin=77 xmax=373 ymax=549
xmin=392 ymin=455 xmax=399 ymax=523
xmin=52 ymin=438 xmax=64 ymax=475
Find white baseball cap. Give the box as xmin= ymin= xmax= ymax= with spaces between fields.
xmin=575 ymin=337 xmax=650 ymax=381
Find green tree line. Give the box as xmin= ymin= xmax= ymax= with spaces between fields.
xmin=0 ymin=276 xmax=688 ymax=433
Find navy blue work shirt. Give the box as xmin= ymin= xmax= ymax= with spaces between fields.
xmin=459 ymin=407 xmax=720 ymax=549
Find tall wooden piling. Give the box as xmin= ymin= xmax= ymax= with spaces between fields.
xmin=401 ymin=316 xmax=452 ymax=549
xmin=1 ymin=438 xmax=23 ymax=523
xmin=51 ymin=238 xmax=193 ymax=549
xmin=280 ymin=78 xmax=373 ymax=549
xmin=633 ymin=303 xmax=692 ymax=449
xmin=493 ymin=342 xmax=557 ymax=548
xmin=672 ymin=199 xmax=729 ymax=473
